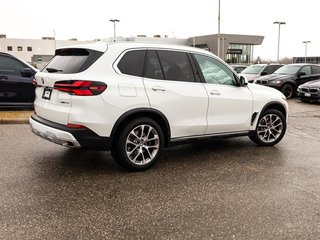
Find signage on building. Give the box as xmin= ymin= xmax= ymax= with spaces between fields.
xmin=227 ymin=49 xmax=243 ymax=54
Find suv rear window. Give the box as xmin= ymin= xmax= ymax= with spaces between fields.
xmin=42 ymin=48 xmax=103 ymax=74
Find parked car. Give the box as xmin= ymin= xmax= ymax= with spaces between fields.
xmin=297 ymin=80 xmax=320 ymax=102
xmin=239 ymin=64 xmax=283 ymax=83
xmin=30 ymin=42 xmax=288 ymax=171
xmin=0 ymin=52 xmax=37 ymax=107
xmin=254 ymin=64 xmax=320 ymax=99
xmin=230 ymin=64 xmax=247 ymax=73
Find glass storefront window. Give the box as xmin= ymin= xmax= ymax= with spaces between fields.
xmin=225 ymin=44 xmax=253 ymax=64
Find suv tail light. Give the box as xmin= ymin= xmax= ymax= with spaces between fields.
xmin=32 ymin=78 xmax=38 ymax=87
xmin=54 ymin=80 xmax=107 ymax=96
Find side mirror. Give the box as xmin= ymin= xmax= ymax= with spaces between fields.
xmin=239 ymin=76 xmax=248 ymax=86
xmin=261 ymin=71 xmax=268 ymax=76
xmin=21 ymin=68 xmax=33 ymax=78
xmin=299 ymin=72 xmax=306 ymax=77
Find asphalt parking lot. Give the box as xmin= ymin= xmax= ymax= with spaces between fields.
xmin=0 ymin=99 xmax=320 ymax=239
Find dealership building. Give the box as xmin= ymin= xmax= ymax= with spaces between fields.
xmin=0 ymin=33 xmax=264 ymax=68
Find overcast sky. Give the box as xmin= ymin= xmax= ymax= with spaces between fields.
xmin=1 ymin=0 xmax=319 ymax=60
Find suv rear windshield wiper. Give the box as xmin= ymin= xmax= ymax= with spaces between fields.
xmin=46 ymin=68 xmax=63 ymax=73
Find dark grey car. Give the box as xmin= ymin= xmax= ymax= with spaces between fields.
xmin=297 ymin=80 xmax=320 ymax=102
xmin=254 ymin=64 xmax=320 ymax=99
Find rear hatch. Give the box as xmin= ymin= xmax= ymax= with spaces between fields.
xmin=34 ymin=46 xmax=106 ymax=125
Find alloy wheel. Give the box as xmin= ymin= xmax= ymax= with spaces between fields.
xmin=125 ymin=124 xmax=160 ymax=165
xmin=257 ymin=113 xmax=283 ymax=143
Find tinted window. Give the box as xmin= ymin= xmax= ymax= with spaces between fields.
xmin=273 ymin=65 xmax=283 ymax=72
xmin=311 ymin=65 xmax=320 ymax=74
xmin=144 ymin=50 xmax=164 ymax=80
xmin=194 ymin=54 xmax=236 ymax=86
xmin=43 ymin=48 xmax=103 ymax=74
xmin=157 ymin=50 xmax=195 ymax=82
xmin=0 ymin=55 xmax=26 ymax=75
xmin=263 ymin=65 xmax=281 ymax=74
xmin=118 ymin=50 xmax=146 ymax=77
xmin=263 ymin=66 xmax=272 ymax=74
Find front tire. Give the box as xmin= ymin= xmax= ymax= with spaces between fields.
xmin=112 ymin=118 xmax=164 ymax=171
xmin=281 ymin=84 xmax=294 ymax=99
xmin=249 ymin=109 xmax=286 ymax=146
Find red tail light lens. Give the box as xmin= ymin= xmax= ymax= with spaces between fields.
xmin=32 ymin=79 xmax=38 ymax=87
xmin=54 ymin=80 xmax=107 ymax=96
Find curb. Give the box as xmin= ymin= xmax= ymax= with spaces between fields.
xmin=1 ymin=118 xmax=30 ymax=124
xmin=0 ymin=111 xmax=33 ymax=124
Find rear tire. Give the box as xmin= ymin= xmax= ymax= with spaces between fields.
xmin=112 ymin=118 xmax=164 ymax=171
xmin=249 ymin=109 xmax=286 ymax=146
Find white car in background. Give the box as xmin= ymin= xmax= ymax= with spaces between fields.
xmin=30 ymin=42 xmax=288 ymax=171
xmin=239 ymin=63 xmax=283 ymax=83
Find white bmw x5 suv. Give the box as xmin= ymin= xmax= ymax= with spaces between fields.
xmin=30 ymin=42 xmax=288 ymax=171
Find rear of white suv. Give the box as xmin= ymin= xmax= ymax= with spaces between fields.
xmin=30 ymin=42 xmax=288 ymax=171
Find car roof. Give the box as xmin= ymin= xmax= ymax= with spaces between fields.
xmin=285 ymin=63 xmax=319 ymax=66
xmin=230 ymin=64 xmax=247 ymax=67
xmin=57 ymin=41 xmax=215 ymax=56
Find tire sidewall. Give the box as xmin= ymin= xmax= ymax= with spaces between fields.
xmin=114 ymin=118 xmax=164 ymax=171
xmin=281 ymin=84 xmax=294 ymax=99
xmin=251 ymin=109 xmax=286 ymax=146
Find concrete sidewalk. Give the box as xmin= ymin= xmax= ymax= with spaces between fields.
xmin=0 ymin=111 xmax=33 ymax=124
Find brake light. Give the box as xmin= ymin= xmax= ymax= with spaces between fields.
xmin=54 ymin=80 xmax=107 ymax=96
xmin=32 ymin=79 xmax=38 ymax=87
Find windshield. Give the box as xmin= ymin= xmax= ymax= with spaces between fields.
xmin=274 ymin=65 xmax=301 ymax=75
xmin=241 ymin=65 xmax=264 ymax=74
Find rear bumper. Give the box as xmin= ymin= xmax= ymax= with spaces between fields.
xmin=30 ymin=114 xmax=110 ymax=150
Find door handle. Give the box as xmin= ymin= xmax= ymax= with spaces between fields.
xmin=210 ymin=89 xmax=220 ymax=95
xmin=152 ymin=86 xmax=166 ymax=92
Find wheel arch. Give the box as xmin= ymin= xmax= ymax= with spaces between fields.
xmin=259 ymin=101 xmax=288 ymax=121
xmin=109 ymin=108 xmax=171 ymax=149
xmin=251 ymin=101 xmax=287 ymax=131
xmin=249 ymin=101 xmax=287 ymax=146
xmin=253 ymin=101 xmax=288 ymax=126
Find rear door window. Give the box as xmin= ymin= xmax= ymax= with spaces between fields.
xmin=43 ymin=48 xmax=103 ymax=74
xmin=263 ymin=66 xmax=276 ymax=74
xmin=144 ymin=50 xmax=164 ymax=80
xmin=157 ymin=50 xmax=195 ymax=82
xmin=311 ymin=65 xmax=320 ymax=74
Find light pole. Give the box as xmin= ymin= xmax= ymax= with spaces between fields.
xmin=109 ymin=19 xmax=120 ymax=42
xmin=302 ymin=41 xmax=311 ymax=63
xmin=217 ymin=0 xmax=221 ymax=58
xmin=53 ymin=29 xmax=56 ymax=50
xmin=221 ymin=37 xmax=227 ymax=60
xmin=273 ymin=21 xmax=286 ymax=63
